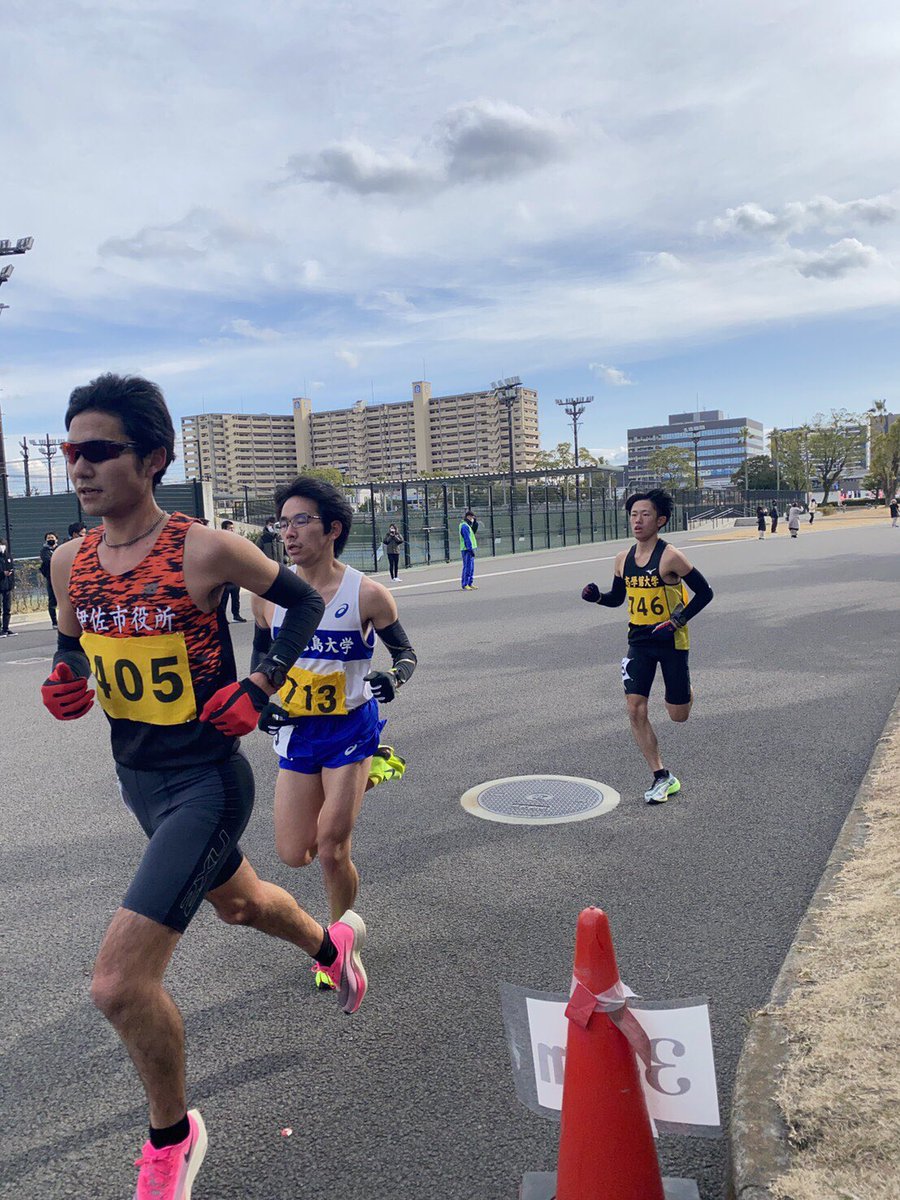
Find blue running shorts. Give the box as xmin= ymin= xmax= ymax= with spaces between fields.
xmin=276 ymin=697 xmax=386 ymax=774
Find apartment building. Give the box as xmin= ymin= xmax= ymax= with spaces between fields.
xmin=183 ymin=380 xmax=540 ymax=493
xmin=628 ymin=410 xmax=765 ymax=487
xmin=293 ymin=380 xmax=540 ymax=479
xmin=181 ymin=411 xmax=298 ymax=496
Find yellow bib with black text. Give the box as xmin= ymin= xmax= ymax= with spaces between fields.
xmin=80 ymin=631 xmax=198 ymax=725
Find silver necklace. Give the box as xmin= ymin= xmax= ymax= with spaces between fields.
xmin=102 ymin=512 xmax=167 ymax=549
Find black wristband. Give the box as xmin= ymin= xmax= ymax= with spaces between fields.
xmin=53 ymin=631 xmax=91 ymax=680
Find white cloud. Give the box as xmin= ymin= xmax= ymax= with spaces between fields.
xmin=285 ymin=140 xmax=433 ymax=195
xmin=223 ymin=319 xmax=282 ymax=342
xmin=283 ymin=99 xmax=567 ymax=197
xmin=99 ymin=208 xmax=274 ymax=261
xmin=794 ymin=238 xmax=880 ymax=279
xmin=590 ymin=363 xmax=634 ymax=386
xmin=436 ymin=99 xmax=569 ymax=182
xmin=588 ymin=445 xmax=629 ymax=464
xmin=643 ymin=251 xmax=686 ymax=271
xmin=706 ymin=192 xmax=899 ymax=238
xmin=335 ymin=349 xmax=360 ymax=369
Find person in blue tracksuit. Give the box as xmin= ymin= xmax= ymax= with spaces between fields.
xmin=459 ymin=510 xmax=477 ymax=590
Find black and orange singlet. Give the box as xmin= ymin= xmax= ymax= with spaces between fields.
xmin=68 ymin=512 xmax=238 ymax=769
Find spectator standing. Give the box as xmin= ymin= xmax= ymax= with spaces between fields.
xmin=890 ymin=497 xmax=898 ymax=528
xmin=260 ymin=518 xmax=281 ymax=562
xmin=0 ymin=535 xmax=16 ymax=636
xmin=808 ymin=498 xmax=817 ymax=524
xmin=756 ymin=505 xmax=766 ymax=540
xmin=459 ymin=510 xmax=477 ymax=590
xmin=770 ymin=503 xmax=779 ymax=534
xmin=788 ymin=503 xmax=802 ymax=538
xmin=218 ymin=520 xmax=247 ymax=621
xmin=40 ymin=531 xmax=60 ymax=627
xmin=67 ymin=521 xmax=87 ymax=541
xmin=382 ymin=523 xmax=403 ymax=581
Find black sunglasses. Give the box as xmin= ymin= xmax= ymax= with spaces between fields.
xmin=60 ymin=439 xmax=141 ymax=465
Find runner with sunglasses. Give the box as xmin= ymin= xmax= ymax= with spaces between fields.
xmin=250 ymin=476 xmax=416 ymax=990
xmin=42 ymin=374 xmax=368 ymax=1200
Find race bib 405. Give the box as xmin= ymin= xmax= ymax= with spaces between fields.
xmin=80 ymin=631 xmax=197 ymax=725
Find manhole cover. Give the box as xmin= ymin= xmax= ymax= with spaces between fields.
xmin=461 ymin=775 xmax=620 ymax=825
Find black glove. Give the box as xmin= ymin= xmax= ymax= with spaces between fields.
xmin=581 ymin=582 xmax=601 ymax=603
xmin=257 ymin=699 xmax=297 ymax=735
xmin=364 ymin=669 xmax=399 ymax=703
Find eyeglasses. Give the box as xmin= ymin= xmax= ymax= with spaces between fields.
xmin=277 ymin=514 xmax=323 ymax=532
xmin=60 ymin=439 xmax=141 ymax=465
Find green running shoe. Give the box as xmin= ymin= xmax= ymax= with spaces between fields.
xmin=368 ymin=746 xmax=407 ymax=788
xmin=313 ymin=964 xmax=336 ymax=992
xmin=644 ymin=773 xmax=681 ymax=804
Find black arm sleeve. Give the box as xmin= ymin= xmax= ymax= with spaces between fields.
xmin=256 ymin=564 xmax=325 ymax=676
xmin=250 ymin=623 xmax=273 ymax=674
xmin=375 ymin=619 xmax=417 ymax=686
xmin=678 ymin=567 xmax=713 ymax=624
xmin=53 ymin=631 xmax=91 ymax=680
xmin=598 ymin=575 xmax=627 ymax=607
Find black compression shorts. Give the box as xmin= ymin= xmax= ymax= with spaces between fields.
xmin=116 ymin=750 xmax=254 ymax=933
xmin=621 ymin=640 xmax=692 ymax=706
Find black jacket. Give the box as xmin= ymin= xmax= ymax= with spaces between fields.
xmin=0 ymin=546 xmax=14 ymax=593
xmin=40 ymin=542 xmax=55 ymax=578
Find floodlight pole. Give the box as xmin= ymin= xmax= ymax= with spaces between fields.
xmin=685 ymin=424 xmax=704 ymax=489
xmin=493 ymin=376 xmax=522 ymax=552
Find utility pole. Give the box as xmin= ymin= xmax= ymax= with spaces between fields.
xmin=18 ymin=437 xmax=31 ymax=496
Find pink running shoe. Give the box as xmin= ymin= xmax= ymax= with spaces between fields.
xmin=318 ymin=910 xmax=368 ymax=1014
xmin=133 ymin=1109 xmax=207 ymax=1200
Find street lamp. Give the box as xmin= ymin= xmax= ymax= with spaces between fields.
xmin=0 ymin=237 xmax=34 ymax=255
xmin=685 ymin=424 xmax=704 ymax=489
xmin=0 ymin=265 xmax=13 ymax=285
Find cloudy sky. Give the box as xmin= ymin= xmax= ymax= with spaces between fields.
xmin=2 ymin=0 xmax=899 ymax=488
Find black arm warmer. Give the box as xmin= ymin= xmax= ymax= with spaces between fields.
xmin=678 ymin=567 xmax=713 ymax=624
xmin=598 ymin=575 xmax=627 ymax=607
xmin=257 ymin=564 xmax=325 ymax=675
xmin=53 ymin=631 xmax=91 ymax=680
xmin=250 ymin=623 xmax=273 ymax=674
xmin=375 ymin=619 xmax=417 ymax=686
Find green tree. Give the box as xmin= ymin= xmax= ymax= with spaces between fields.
xmin=865 ymin=421 xmax=900 ymax=502
xmin=775 ymin=429 xmax=809 ymax=491
xmin=645 ymin=446 xmax=693 ymax=488
xmin=806 ymin=410 xmax=865 ymax=504
xmin=298 ymin=465 xmax=348 ymax=487
xmin=730 ymin=455 xmax=778 ymax=490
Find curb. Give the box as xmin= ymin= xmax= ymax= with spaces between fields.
xmin=728 ymin=686 xmax=900 ymax=1199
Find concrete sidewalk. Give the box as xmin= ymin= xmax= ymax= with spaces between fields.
xmin=729 ymin=687 xmax=900 ymax=1198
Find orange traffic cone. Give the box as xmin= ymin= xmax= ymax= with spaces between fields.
xmin=555 ymin=907 xmax=665 ymax=1200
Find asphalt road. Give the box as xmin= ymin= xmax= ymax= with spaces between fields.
xmin=2 ymin=522 xmax=898 ymax=1200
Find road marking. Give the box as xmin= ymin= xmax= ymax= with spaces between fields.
xmin=7 ymin=657 xmax=52 ymax=665
xmin=390 ymin=537 xmax=740 ymax=590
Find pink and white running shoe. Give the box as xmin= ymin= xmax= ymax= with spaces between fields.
xmin=133 ymin=1109 xmax=207 ymax=1200
xmin=318 ymin=910 xmax=368 ymax=1014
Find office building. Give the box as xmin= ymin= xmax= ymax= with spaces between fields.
xmin=627 ymin=410 xmax=764 ymax=488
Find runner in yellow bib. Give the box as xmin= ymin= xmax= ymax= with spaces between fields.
xmin=581 ymin=488 xmax=713 ymax=804
xmin=250 ymin=476 xmax=417 ymax=990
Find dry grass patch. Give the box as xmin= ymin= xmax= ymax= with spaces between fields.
xmin=771 ymin=737 xmax=900 ymax=1200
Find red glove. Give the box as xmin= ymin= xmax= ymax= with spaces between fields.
xmin=41 ymin=661 xmax=95 ymax=720
xmin=199 ymin=678 xmax=268 ymax=736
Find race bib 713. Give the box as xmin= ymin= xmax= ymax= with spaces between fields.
xmin=80 ymin=631 xmax=197 ymax=725
xmin=278 ymin=667 xmax=348 ymax=716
